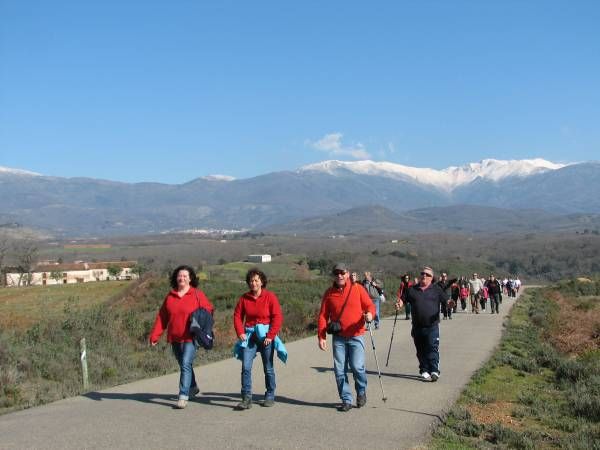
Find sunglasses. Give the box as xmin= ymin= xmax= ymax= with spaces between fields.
xmin=421 ymin=272 xmax=433 ymax=278
xmin=333 ymin=270 xmax=347 ymax=276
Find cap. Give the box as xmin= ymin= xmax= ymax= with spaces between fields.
xmin=332 ymin=262 xmax=348 ymax=274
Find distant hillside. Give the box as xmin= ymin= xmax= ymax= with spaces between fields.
xmin=0 ymin=160 xmax=599 ymax=237
xmin=260 ymin=205 xmax=600 ymax=235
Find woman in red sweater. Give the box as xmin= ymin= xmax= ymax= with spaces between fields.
xmin=149 ymin=265 xmax=214 ymax=409
xmin=233 ymin=268 xmax=283 ymax=410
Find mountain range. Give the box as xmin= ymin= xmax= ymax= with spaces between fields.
xmin=1 ymin=159 xmax=599 ymax=237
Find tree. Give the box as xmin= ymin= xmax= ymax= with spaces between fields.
xmin=0 ymin=233 xmax=11 ymax=287
xmin=50 ymin=271 xmax=63 ymax=284
xmin=130 ymin=263 xmax=146 ymax=279
xmin=107 ymin=265 xmax=122 ymax=280
xmin=13 ymin=239 xmax=38 ymax=286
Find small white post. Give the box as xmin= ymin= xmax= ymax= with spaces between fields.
xmin=80 ymin=338 xmax=89 ymax=390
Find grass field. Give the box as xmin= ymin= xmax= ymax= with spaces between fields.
xmin=429 ymin=281 xmax=600 ymax=449
xmin=0 ymin=282 xmax=132 ymax=331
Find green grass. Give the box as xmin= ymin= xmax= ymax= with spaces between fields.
xmin=430 ymin=283 xmax=600 ymax=450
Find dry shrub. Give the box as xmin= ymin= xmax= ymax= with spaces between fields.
xmin=545 ymin=291 xmax=600 ymax=356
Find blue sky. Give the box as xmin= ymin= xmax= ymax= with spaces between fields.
xmin=1 ymin=1 xmax=599 ymax=184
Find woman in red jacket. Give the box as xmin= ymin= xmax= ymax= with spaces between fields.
xmin=233 ymin=268 xmax=283 ymax=410
xmin=149 ymin=265 xmax=214 ymax=409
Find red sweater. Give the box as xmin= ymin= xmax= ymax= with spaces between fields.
xmin=233 ymin=289 xmax=283 ymax=340
xmin=318 ymin=282 xmax=376 ymax=340
xmin=149 ymin=287 xmax=214 ymax=344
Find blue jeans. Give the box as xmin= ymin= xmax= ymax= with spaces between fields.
xmin=241 ymin=338 xmax=276 ymax=400
xmin=171 ymin=342 xmax=198 ymax=400
xmin=332 ymin=335 xmax=367 ymax=404
xmin=411 ymin=324 xmax=440 ymax=374
xmin=373 ymin=297 xmax=381 ymax=327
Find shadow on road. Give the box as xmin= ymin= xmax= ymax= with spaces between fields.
xmin=83 ymin=391 xmax=177 ymax=408
xmin=200 ymin=392 xmax=337 ymax=410
xmin=311 ymin=366 xmax=425 ymax=382
xmin=83 ymin=390 xmax=337 ymax=410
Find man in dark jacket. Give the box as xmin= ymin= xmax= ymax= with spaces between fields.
xmin=396 ymin=266 xmax=448 ymax=382
xmin=436 ymin=272 xmax=457 ymax=320
xmin=485 ymin=274 xmax=502 ymax=314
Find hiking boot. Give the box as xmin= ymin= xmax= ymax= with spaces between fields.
xmin=356 ymin=393 xmax=367 ymax=408
xmin=431 ymin=372 xmax=439 ymax=382
xmin=235 ymin=396 xmax=252 ymax=410
xmin=421 ymin=372 xmax=431 ymax=381
xmin=338 ymin=402 xmax=352 ymax=412
xmin=176 ymin=399 xmax=188 ymax=409
xmin=262 ymin=398 xmax=275 ymax=407
xmin=190 ymin=386 xmax=200 ymax=398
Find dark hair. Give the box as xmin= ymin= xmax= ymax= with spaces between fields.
xmin=246 ymin=268 xmax=268 ymax=288
xmin=170 ymin=265 xmax=199 ymax=289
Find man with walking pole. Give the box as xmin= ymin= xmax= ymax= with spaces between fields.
xmin=318 ymin=263 xmax=376 ymax=411
xmin=395 ymin=266 xmax=448 ymax=382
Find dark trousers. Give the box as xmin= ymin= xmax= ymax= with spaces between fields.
xmin=490 ymin=293 xmax=500 ymax=313
xmin=404 ymin=302 xmax=412 ymax=319
xmin=441 ymin=301 xmax=452 ymax=318
xmin=411 ymin=324 xmax=440 ymax=374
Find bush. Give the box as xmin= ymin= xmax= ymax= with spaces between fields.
xmin=485 ymin=423 xmax=535 ymax=449
xmin=568 ymin=380 xmax=600 ymax=421
xmin=555 ymin=359 xmax=587 ymax=383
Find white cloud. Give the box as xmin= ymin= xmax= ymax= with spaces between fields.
xmin=307 ymin=132 xmax=371 ymax=159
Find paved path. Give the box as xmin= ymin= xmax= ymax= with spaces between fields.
xmin=0 ymin=292 xmax=524 ymax=450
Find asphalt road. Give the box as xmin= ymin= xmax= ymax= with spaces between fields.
xmin=0 ymin=292 xmax=522 ymax=450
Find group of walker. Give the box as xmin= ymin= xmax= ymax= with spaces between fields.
xmin=149 ymin=263 xmax=511 ymax=411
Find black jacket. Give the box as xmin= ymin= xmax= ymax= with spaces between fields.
xmin=404 ymin=283 xmax=449 ymax=328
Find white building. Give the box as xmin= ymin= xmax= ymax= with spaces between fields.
xmin=247 ymin=254 xmax=272 ymax=263
xmin=3 ymin=261 xmax=138 ymax=287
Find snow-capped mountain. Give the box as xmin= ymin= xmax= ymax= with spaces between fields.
xmin=299 ymin=159 xmax=567 ymax=192
xmin=200 ymin=175 xmax=236 ymax=182
xmin=0 ymin=166 xmax=40 ymax=176
xmin=0 ymin=159 xmax=598 ymax=237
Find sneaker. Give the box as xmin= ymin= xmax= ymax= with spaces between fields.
xmin=421 ymin=372 xmax=431 ymax=381
xmin=449 ymin=316 xmax=452 ymax=320
xmin=356 ymin=393 xmax=367 ymax=408
xmin=235 ymin=396 xmax=252 ymax=410
xmin=190 ymin=386 xmax=200 ymax=398
xmin=176 ymin=399 xmax=187 ymax=409
xmin=262 ymin=398 xmax=275 ymax=407
xmin=338 ymin=402 xmax=352 ymax=412
xmin=431 ymin=372 xmax=439 ymax=382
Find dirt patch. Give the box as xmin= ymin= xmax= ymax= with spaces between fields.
xmin=545 ymin=291 xmax=600 ymax=356
xmin=467 ymin=401 xmax=523 ymax=429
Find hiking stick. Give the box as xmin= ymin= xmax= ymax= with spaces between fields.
xmin=367 ymin=322 xmax=387 ymax=402
xmin=385 ymin=309 xmax=399 ymax=367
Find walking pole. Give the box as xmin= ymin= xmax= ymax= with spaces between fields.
xmin=367 ymin=321 xmax=387 ymax=402
xmin=385 ymin=309 xmax=399 ymax=367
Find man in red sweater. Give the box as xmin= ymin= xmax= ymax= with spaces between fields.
xmin=318 ymin=263 xmax=375 ymax=411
